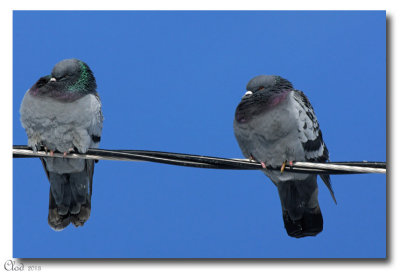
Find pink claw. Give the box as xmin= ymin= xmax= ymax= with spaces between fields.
xmin=261 ymin=162 xmax=267 ymax=169
xmin=63 ymin=148 xmax=75 ymax=157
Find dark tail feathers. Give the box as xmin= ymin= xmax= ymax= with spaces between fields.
xmin=282 ymin=205 xmax=323 ymax=238
xmin=43 ymin=159 xmax=94 ymax=231
xmin=276 ymin=176 xmax=323 ymax=238
xmin=48 ymin=188 xmax=92 ymax=231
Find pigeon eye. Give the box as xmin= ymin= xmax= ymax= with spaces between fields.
xmin=256 ymin=86 xmax=264 ymax=92
xmin=57 ymin=75 xmax=68 ymax=81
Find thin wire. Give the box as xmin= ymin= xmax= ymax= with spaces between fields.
xmin=12 ymin=145 xmax=386 ymax=174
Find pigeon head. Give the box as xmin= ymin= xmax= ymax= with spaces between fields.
xmin=235 ymin=75 xmax=293 ymax=123
xmin=29 ymin=59 xmax=97 ymax=102
xmin=245 ymin=75 xmax=293 ymax=96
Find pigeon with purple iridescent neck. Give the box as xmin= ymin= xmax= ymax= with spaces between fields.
xmin=233 ymin=75 xmax=336 ymax=238
xmin=20 ymin=59 xmax=103 ymax=231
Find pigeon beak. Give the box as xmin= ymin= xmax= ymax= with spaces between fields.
xmin=49 ymin=77 xmax=56 ymax=82
xmin=242 ymin=90 xmax=253 ymax=98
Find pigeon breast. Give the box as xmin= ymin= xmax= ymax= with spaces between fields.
xmin=234 ymin=90 xmax=307 ymax=169
xmin=20 ymin=91 xmax=103 ymax=173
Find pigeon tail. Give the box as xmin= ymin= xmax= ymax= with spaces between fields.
xmin=282 ymin=205 xmax=323 ymax=238
xmin=43 ymin=159 xmax=94 ymax=231
xmin=276 ymin=175 xmax=323 ymax=238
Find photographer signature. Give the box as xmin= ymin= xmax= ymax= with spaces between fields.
xmin=4 ymin=260 xmax=41 ymax=271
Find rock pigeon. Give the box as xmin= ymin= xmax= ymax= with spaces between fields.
xmin=20 ymin=58 xmax=103 ymax=231
xmin=233 ymin=75 xmax=336 ymax=238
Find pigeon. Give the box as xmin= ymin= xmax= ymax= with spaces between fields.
xmin=20 ymin=58 xmax=103 ymax=231
xmin=233 ymin=75 xmax=336 ymax=238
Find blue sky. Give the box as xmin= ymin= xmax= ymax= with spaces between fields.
xmin=12 ymin=11 xmax=386 ymax=258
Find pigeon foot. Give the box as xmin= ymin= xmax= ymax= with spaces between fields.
xmin=261 ymin=161 xmax=267 ymax=169
xmin=63 ymin=148 xmax=75 ymax=157
xmin=280 ymin=160 xmax=287 ymax=173
xmin=280 ymin=160 xmax=294 ymax=173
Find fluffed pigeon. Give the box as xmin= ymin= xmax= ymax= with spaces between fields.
xmin=233 ymin=75 xmax=336 ymax=238
xmin=20 ymin=58 xmax=103 ymax=231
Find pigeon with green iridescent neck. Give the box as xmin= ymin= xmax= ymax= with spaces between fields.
xmin=233 ymin=75 xmax=336 ymax=238
xmin=20 ymin=58 xmax=103 ymax=231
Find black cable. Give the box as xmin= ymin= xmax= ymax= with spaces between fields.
xmin=12 ymin=145 xmax=386 ymax=175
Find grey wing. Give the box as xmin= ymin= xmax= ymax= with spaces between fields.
xmin=85 ymin=93 xmax=102 ymax=198
xmin=292 ymin=90 xmax=336 ymax=204
xmin=87 ymin=93 xmax=103 ymax=149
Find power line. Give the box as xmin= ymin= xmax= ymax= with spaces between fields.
xmin=12 ymin=145 xmax=386 ymax=175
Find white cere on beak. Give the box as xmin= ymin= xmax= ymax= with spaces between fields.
xmin=242 ymin=90 xmax=253 ymax=98
xmin=50 ymin=77 xmax=56 ymax=82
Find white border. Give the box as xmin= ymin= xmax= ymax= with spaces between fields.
xmin=2 ymin=0 xmax=396 ymax=273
